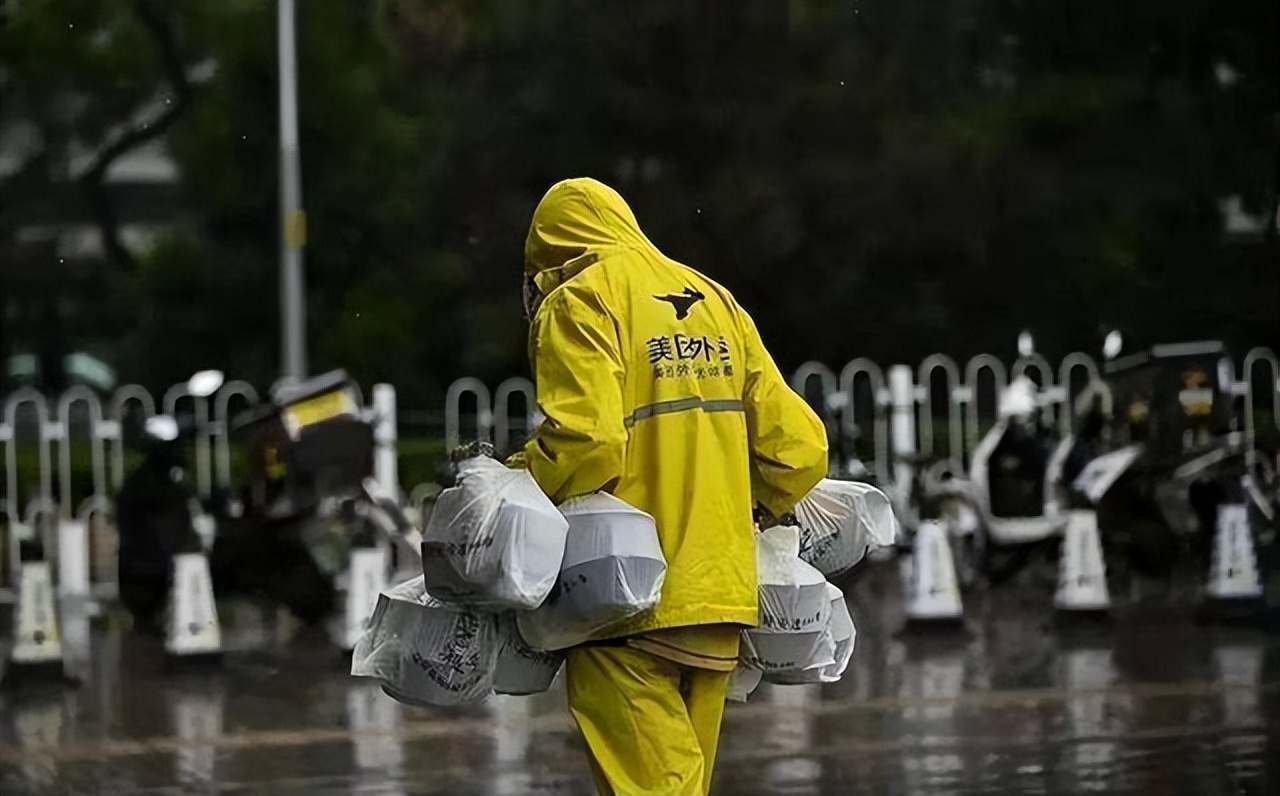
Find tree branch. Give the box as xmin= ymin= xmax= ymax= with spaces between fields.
xmin=79 ymin=0 xmax=192 ymax=270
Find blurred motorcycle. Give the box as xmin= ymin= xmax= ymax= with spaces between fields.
xmin=913 ymin=374 xmax=1068 ymax=586
xmin=212 ymin=370 xmax=414 ymax=625
xmin=1050 ymin=337 xmax=1277 ymax=579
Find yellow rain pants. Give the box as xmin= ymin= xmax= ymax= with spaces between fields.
xmin=566 ymin=644 xmax=730 ymax=796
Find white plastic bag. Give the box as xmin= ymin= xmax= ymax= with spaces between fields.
xmin=351 ymin=575 xmax=500 ymax=707
xmin=493 ymin=613 xmax=564 ymax=695
xmin=421 ymin=457 xmax=569 ymax=610
xmin=761 ymin=582 xmax=855 ymax=685
xmin=518 ymin=493 xmax=666 ymax=651
xmin=726 ymin=665 xmax=763 ymax=703
xmin=821 ymin=582 xmax=856 ymax=681
xmin=792 ymin=479 xmax=897 ymax=577
xmin=740 ymin=526 xmax=833 ymax=674
xmin=759 ymin=628 xmax=836 ymax=685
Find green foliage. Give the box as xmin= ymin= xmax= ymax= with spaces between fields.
xmin=1 ymin=0 xmax=1276 ymax=408
xmin=397 ymin=437 xmax=449 ymax=493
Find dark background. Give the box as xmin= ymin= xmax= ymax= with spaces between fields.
xmin=2 ymin=0 xmax=1277 ymax=407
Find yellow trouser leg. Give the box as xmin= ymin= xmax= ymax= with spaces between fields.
xmin=566 ymin=645 xmax=730 ymax=796
xmin=680 ymin=664 xmax=730 ymax=796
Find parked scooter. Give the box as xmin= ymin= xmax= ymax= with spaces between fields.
xmin=1050 ymin=336 xmax=1277 ymax=579
xmin=922 ymin=375 xmax=1068 ymax=584
xmin=212 ymin=370 xmax=413 ymax=626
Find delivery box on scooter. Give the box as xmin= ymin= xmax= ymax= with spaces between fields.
xmin=233 ymin=370 xmax=374 ymax=518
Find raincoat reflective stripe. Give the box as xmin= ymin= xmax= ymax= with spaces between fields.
xmin=624 ymin=397 xmax=745 ymax=428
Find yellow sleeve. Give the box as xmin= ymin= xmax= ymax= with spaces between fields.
xmin=740 ymin=308 xmax=829 ymax=517
xmin=524 ymin=287 xmax=627 ymax=503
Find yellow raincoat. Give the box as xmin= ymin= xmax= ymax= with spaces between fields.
xmin=523 ymin=178 xmax=827 ymax=795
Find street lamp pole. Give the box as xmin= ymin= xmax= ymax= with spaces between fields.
xmin=278 ymin=0 xmax=307 ymax=380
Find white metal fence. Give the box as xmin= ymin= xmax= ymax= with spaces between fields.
xmin=788 ymin=347 xmax=1278 ymax=480
xmin=0 ymin=379 xmax=400 ymax=603
xmin=443 ymin=347 xmax=1280 ymax=484
xmin=3 ymin=348 xmax=1274 ymax=604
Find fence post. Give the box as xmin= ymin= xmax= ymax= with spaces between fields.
xmin=212 ymin=381 xmax=259 ymax=490
xmin=917 ymin=355 xmax=964 ymax=471
xmin=164 ymin=383 xmax=213 ymax=500
xmin=444 ymin=378 xmax=493 ymax=451
xmin=1242 ymin=347 xmax=1280 ymax=471
xmin=963 ymin=355 xmax=1008 ymax=462
xmin=837 ymin=359 xmax=890 ymax=484
xmin=108 ymin=385 xmax=156 ymax=492
xmin=56 ymin=386 xmax=108 ymax=518
xmin=4 ymin=389 xmax=54 ymax=516
xmin=494 ymin=377 xmax=539 ymax=453
xmin=77 ymin=495 xmax=118 ymax=601
xmin=888 ymin=365 xmax=917 ymax=493
xmin=372 ymin=384 xmax=399 ymax=500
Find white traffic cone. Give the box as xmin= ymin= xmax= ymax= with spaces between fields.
xmin=11 ymin=560 xmax=64 ymax=667
xmin=905 ymin=520 xmax=964 ymax=624
xmin=334 ymin=546 xmax=388 ymax=651
xmin=1054 ymin=510 xmax=1111 ymax=613
xmin=166 ymin=553 xmax=222 ymax=657
xmin=1206 ymin=503 xmax=1262 ymax=601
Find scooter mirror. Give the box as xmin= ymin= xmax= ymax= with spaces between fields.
xmin=1017 ymin=330 xmax=1035 ymax=358
xmin=145 ymin=414 xmax=180 ymax=442
xmin=1103 ymin=330 xmax=1123 ymax=361
xmin=188 ymin=369 xmax=225 ymax=398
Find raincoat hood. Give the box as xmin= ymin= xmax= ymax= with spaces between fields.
xmin=524 ymin=178 xmax=657 ymax=296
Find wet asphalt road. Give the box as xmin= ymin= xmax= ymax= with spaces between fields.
xmin=1 ymin=556 xmax=1276 ymax=796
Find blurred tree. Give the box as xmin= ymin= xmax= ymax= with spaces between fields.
xmin=2 ymin=0 xmax=1275 ymax=408
xmin=0 ymin=0 xmax=202 ymax=391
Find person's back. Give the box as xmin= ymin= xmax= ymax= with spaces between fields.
xmin=521 ymin=178 xmax=827 ymax=795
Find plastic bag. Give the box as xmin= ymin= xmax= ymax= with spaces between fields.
xmin=351 ymin=575 xmax=500 ymax=707
xmin=792 ymin=479 xmax=897 ymax=577
xmin=821 ymin=582 xmax=856 ymax=681
xmin=758 ymin=627 xmax=836 ymax=685
xmin=421 ymin=457 xmax=569 ymax=610
xmin=518 ymin=493 xmax=666 ymax=651
xmin=726 ymin=665 xmax=764 ymax=703
xmin=761 ymin=582 xmax=855 ymax=685
xmin=741 ymin=526 xmax=833 ymax=674
xmin=493 ymin=613 xmax=564 ymax=695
